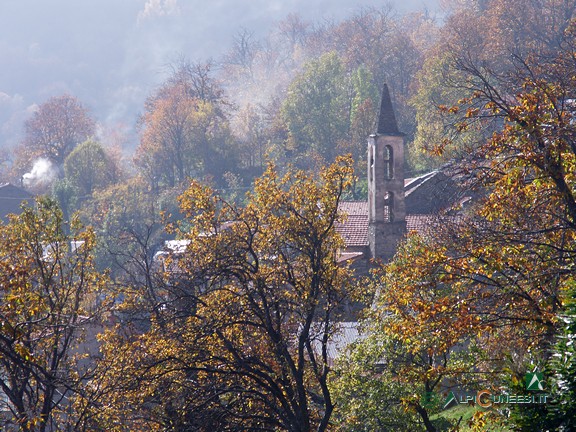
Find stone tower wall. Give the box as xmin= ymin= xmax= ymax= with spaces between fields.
xmin=367 ymin=132 xmax=407 ymax=261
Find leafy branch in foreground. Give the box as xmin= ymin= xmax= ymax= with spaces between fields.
xmin=94 ymin=156 xmax=356 ymax=431
xmin=0 ymin=198 xmax=112 ymax=432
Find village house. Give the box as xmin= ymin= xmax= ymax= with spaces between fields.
xmin=0 ymin=183 xmax=33 ymax=223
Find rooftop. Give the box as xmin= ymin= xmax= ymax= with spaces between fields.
xmin=336 ymin=202 xmax=437 ymax=247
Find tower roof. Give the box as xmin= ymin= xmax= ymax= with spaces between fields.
xmin=376 ymin=84 xmax=403 ymax=136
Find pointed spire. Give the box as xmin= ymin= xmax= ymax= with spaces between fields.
xmin=377 ymin=84 xmax=403 ymax=135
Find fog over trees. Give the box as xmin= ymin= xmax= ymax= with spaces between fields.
xmin=0 ymin=0 xmax=439 ymax=149
xmin=5 ymin=0 xmax=576 ymax=430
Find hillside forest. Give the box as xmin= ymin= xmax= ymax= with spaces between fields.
xmin=2 ymin=0 xmax=576 ymax=430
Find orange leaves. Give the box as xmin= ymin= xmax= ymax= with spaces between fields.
xmin=465 ymin=107 xmax=480 ymax=118
xmin=177 ymin=179 xmax=217 ymax=223
xmin=135 ymin=79 xmax=232 ymax=189
xmin=438 ymin=104 xmax=460 ymax=114
xmin=370 ymin=190 xmax=566 ymax=367
xmin=96 ymin=157 xmax=356 ymax=430
xmin=17 ymin=94 xmax=95 ymax=167
xmin=484 ymin=101 xmax=500 ymax=114
xmin=0 ymin=197 xmax=113 ymax=430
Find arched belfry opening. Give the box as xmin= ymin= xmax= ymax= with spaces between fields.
xmin=367 ymin=84 xmax=406 ymax=261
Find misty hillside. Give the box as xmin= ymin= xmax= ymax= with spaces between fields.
xmin=1 ymin=0 xmax=576 ymax=430
xmin=0 ymin=0 xmax=440 ymax=149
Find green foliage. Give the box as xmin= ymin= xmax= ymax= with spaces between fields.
xmin=78 ymin=176 xmax=168 ymax=275
xmin=331 ymin=334 xmax=426 ymax=431
xmin=344 ymin=66 xmax=378 ymax=194
xmin=350 ymin=66 xmax=378 ymax=126
xmin=533 ymin=282 xmax=576 ymax=430
xmin=500 ymin=360 xmax=553 ymax=431
xmin=64 ymin=138 xmax=116 ymax=196
xmin=281 ymin=52 xmax=350 ymax=163
xmin=409 ymin=52 xmax=481 ymax=170
xmin=51 ymin=177 xmax=80 ymax=223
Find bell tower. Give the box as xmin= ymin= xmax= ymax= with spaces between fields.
xmin=368 ymin=84 xmax=406 ymax=261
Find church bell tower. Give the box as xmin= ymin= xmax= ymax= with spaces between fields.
xmin=367 ymin=84 xmax=406 ymax=261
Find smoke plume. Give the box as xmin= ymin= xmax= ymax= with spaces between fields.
xmin=22 ymin=158 xmax=57 ymax=188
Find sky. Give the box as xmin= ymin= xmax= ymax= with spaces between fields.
xmin=0 ymin=0 xmax=440 ymax=149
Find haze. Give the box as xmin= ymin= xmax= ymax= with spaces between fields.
xmin=0 ymin=0 xmax=439 ymax=149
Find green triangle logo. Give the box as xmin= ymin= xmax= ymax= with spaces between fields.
xmin=443 ymin=391 xmax=457 ymax=409
xmin=525 ymin=372 xmax=544 ymax=391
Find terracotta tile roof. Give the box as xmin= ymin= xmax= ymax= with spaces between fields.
xmin=406 ymin=214 xmax=435 ymax=234
xmin=337 ymin=201 xmax=438 ymax=248
xmin=336 ymin=214 xmax=369 ymax=247
xmin=338 ymin=201 xmax=368 ymax=216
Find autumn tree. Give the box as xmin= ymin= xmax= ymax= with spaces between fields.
xmin=163 ymin=60 xmax=229 ymax=110
xmin=362 ymin=177 xmax=569 ymax=429
xmin=331 ymin=228 xmax=490 ymax=432
xmin=330 ymin=324 xmax=461 ymax=432
xmin=278 ymin=7 xmax=425 ymax=166
xmin=93 ymin=156 xmax=355 ymax=431
xmin=0 ymin=198 xmax=111 ymax=431
xmin=135 ymin=85 xmax=201 ymax=189
xmin=277 ymin=13 xmax=310 ymax=53
xmin=135 ymin=65 xmax=237 ymax=190
xmin=452 ymin=18 xmax=576 ymax=428
xmin=369 ymin=198 xmax=568 ymax=429
xmin=223 ymin=28 xmax=260 ymax=81
xmin=304 ymin=7 xmax=424 ymax=137
xmin=410 ymin=0 xmax=576 ymax=168
xmin=364 ymin=16 xmax=576 ymax=430
xmin=16 ymin=94 xmax=95 ymax=170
